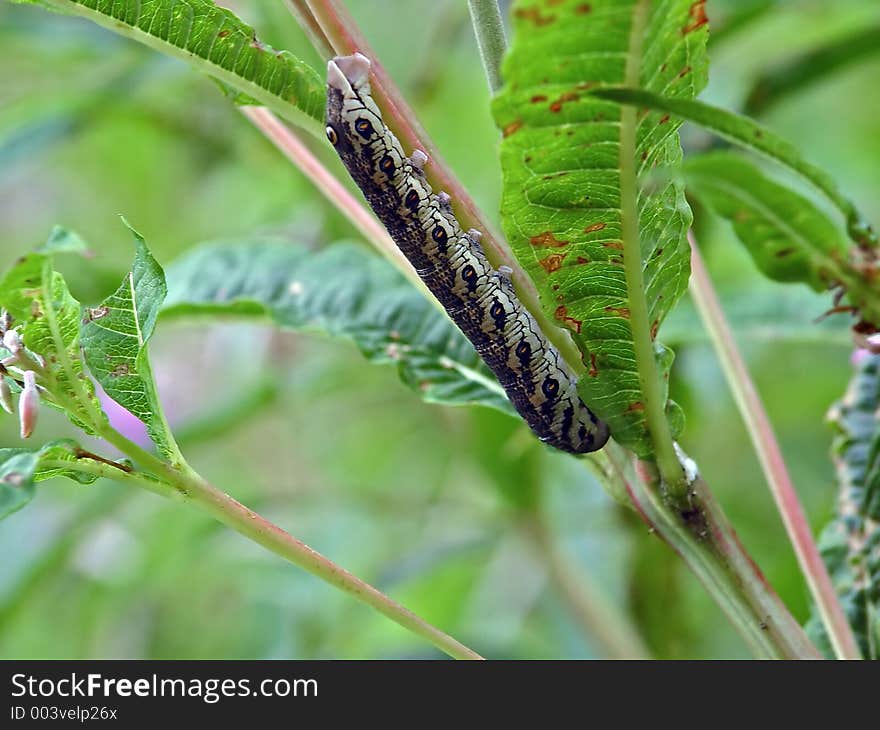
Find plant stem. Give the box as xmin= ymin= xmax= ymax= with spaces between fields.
xmin=522 ymin=511 xmax=651 ymax=659
xmin=240 ymin=106 xmax=429 ymax=298
xmin=687 ymin=234 xmax=861 ymax=660
xmin=45 ymin=449 xmax=483 ymax=660
xmin=180 ymin=474 xmax=484 ymax=660
xmin=283 ymin=0 xmax=587 ymax=374
xmin=599 ymin=446 xmax=821 ymax=658
xmin=467 ymin=0 xmax=507 ymax=93
xmin=619 ymin=0 xmax=684 ymax=497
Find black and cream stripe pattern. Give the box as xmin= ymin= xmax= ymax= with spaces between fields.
xmin=325 ymin=53 xmax=609 ymax=454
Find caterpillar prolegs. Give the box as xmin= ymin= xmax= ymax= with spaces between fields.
xmin=325 ymin=54 xmax=609 ymax=454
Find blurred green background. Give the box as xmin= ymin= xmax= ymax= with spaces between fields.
xmin=0 ymin=0 xmax=877 ymax=659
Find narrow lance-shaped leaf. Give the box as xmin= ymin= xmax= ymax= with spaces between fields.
xmin=80 ymin=223 xmax=175 ymax=458
xmin=807 ymin=353 xmax=880 ymax=659
xmin=0 ymin=239 xmax=107 ymax=434
xmin=683 ymin=152 xmax=866 ymax=300
xmin=744 ymin=24 xmax=880 ymax=115
xmin=590 ymin=85 xmax=878 ymax=251
xmin=492 ymin=0 xmax=709 ymax=456
xmin=17 ymin=0 xmax=326 ymax=136
xmin=161 ymin=240 xmax=515 ymax=417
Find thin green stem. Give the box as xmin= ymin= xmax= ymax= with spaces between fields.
xmin=180 ymin=475 xmax=483 ymax=660
xmin=688 ymin=234 xmax=861 ymax=660
xmin=58 ymin=426 xmax=483 ymax=660
xmin=619 ymin=0 xmax=684 ymax=497
xmin=467 ymin=0 xmax=507 ymax=93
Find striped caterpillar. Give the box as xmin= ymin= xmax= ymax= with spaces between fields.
xmin=325 ymin=54 xmax=609 ymax=454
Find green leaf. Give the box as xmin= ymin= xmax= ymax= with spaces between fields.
xmin=492 ymin=0 xmax=709 ymax=456
xmin=18 ymin=0 xmax=326 ymax=136
xmin=39 ymin=226 xmax=91 ymax=255
xmin=807 ymin=353 xmax=880 ymax=659
xmin=590 ymin=85 xmax=878 ymax=250
xmin=0 ymin=244 xmax=106 ymax=434
xmin=161 ymin=240 xmax=514 ymax=417
xmin=80 ymin=223 xmax=175 ymax=457
xmin=0 ymin=449 xmax=38 ymax=520
xmin=0 ymin=439 xmax=99 ymax=520
xmin=684 ymin=152 xmax=859 ymax=294
xmin=744 ymin=24 xmax=880 ymax=115
xmin=33 ymin=439 xmax=103 ymax=485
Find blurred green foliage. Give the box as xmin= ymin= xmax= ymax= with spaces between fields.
xmin=0 ymin=0 xmax=878 ymax=659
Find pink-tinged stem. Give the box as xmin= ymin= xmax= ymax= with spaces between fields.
xmin=688 ymin=231 xmax=860 ymax=660
xmin=240 ymin=106 xmax=428 ymax=297
xmin=597 ymin=447 xmax=820 ymax=659
xmin=184 ymin=475 xmax=484 ymax=660
xmin=283 ymin=0 xmax=586 ymax=372
xmin=51 ymin=446 xmax=484 ymax=661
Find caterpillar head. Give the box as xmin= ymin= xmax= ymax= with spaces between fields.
xmin=326 ymin=53 xmax=377 ymax=154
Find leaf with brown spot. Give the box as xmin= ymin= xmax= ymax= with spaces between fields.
xmin=514 ymin=6 xmax=557 ymax=26
xmin=539 ymin=253 xmax=568 ymax=273
xmin=81 ymin=223 xmax=172 ymax=455
xmin=682 ymin=0 xmax=709 ymax=35
xmin=0 ymin=238 xmax=106 ymax=435
xmin=683 ymin=152 xmax=873 ymax=326
xmin=494 ymin=0 xmax=706 ymax=455
xmin=503 ymin=119 xmax=524 ymax=137
xmin=529 ymin=231 xmax=569 ymax=248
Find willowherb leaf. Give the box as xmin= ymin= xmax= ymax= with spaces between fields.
xmin=744 ymin=24 xmax=880 ymax=115
xmin=0 ymin=439 xmax=99 ymax=521
xmin=492 ymin=0 xmax=709 ymax=456
xmin=807 ymin=353 xmax=880 ymax=659
xmin=684 ymin=151 xmax=879 ymax=327
xmin=161 ymin=240 xmax=515 ymax=417
xmin=18 ymin=0 xmax=326 ymax=136
xmin=684 ymin=152 xmax=854 ymax=291
xmin=591 ymin=85 xmax=878 ymax=252
xmin=80 ymin=223 xmax=172 ymax=457
xmin=0 ymin=242 xmax=106 ymax=435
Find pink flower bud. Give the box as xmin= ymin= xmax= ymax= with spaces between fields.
xmin=19 ymin=370 xmax=39 ymax=439
xmin=0 ymin=311 xmax=11 ymax=335
xmin=0 ymin=377 xmax=12 ymax=415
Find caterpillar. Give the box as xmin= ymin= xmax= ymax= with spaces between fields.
xmin=325 ymin=53 xmax=609 ymax=454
